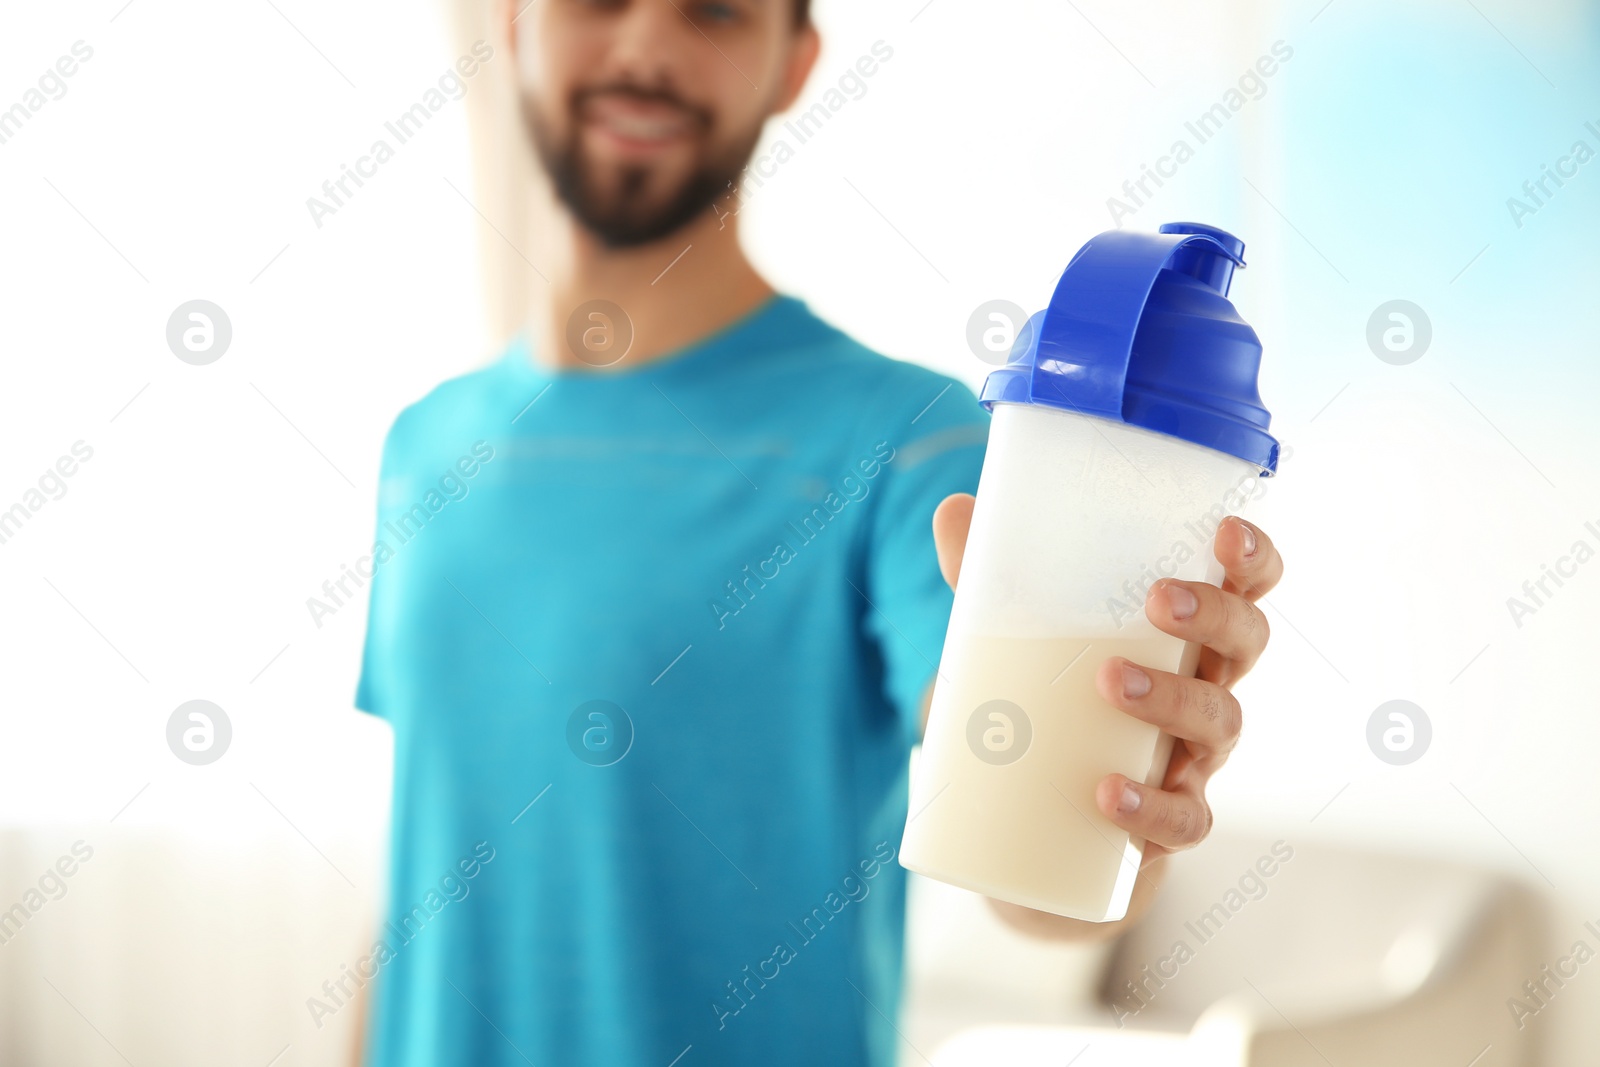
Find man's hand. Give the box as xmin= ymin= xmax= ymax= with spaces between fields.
xmin=927 ymin=493 xmax=1284 ymax=937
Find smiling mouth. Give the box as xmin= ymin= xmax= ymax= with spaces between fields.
xmin=577 ymin=91 xmax=706 ymax=150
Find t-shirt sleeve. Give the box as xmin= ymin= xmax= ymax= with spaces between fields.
xmin=354 ymin=587 xmax=385 ymax=718
xmin=860 ymin=372 xmax=990 ymax=741
xmin=354 ymin=413 xmax=408 ymax=719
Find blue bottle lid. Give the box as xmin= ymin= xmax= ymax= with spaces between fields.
xmin=979 ymin=221 xmax=1279 ymax=475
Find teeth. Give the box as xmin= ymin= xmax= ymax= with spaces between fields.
xmin=601 ymin=115 xmax=672 ymax=140
xmin=602 ymin=114 xmax=683 ymax=141
xmin=608 ymin=115 xmax=665 ymax=139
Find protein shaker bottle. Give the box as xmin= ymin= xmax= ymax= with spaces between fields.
xmin=899 ymin=221 xmax=1280 ymax=923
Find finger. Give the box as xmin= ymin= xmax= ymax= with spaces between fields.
xmin=1218 ymin=516 xmax=1283 ymax=603
xmin=931 ymin=493 xmax=975 ymax=591
xmin=1144 ymin=577 xmax=1270 ymax=670
xmin=1095 ymin=657 xmax=1242 ymax=753
xmin=1096 ymin=774 xmax=1213 ymax=852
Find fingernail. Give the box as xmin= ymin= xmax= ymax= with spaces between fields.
xmin=1118 ymin=784 xmax=1142 ymax=814
xmin=1166 ymin=583 xmax=1198 ymax=620
xmin=1120 ymin=662 xmax=1151 ymax=699
xmin=1238 ymin=520 xmax=1258 ymax=558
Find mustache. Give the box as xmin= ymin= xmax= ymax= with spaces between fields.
xmin=571 ymin=85 xmax=713 ymax=131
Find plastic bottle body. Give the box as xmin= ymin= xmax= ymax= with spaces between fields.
xmin=898 ymin=400 xmax=1265 ymax=922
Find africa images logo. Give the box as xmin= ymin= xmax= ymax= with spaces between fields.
xmin=710 ymin=842 xmax=897 ymax=1030
xmin=710 ymin=442 xmax=895 ymax=630
xmin=306 ymin=441 xmax=495 ymax=629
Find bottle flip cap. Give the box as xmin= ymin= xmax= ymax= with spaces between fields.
xmin=979 ymin=221 xmax=1279 ymax=475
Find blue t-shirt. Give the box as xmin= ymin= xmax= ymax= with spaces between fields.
xmin=354 ymin=295 xmax=989 ymax=1067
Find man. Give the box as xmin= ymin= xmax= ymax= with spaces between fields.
xmin=352 ymin=0 xmax=1283 ymax=1064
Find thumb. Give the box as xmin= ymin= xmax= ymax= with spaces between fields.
xmin=931 ymin=493 xmax=976 ymax=591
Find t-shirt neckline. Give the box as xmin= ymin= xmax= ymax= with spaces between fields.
xmin=500 ymin=293 xmax=800 ymax=385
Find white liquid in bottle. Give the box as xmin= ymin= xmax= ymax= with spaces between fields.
xmin=903 ymin=630 xmax=1197 ymax=922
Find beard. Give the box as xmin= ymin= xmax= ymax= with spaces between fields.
xmin=519 ymin=85 xmax=764 ymax=249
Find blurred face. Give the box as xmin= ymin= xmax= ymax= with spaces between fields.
xmin=513 ymin=0 xmax=813 ymax=247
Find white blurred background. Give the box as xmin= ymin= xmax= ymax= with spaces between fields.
xmin=2 ymin=0 xmax=1598 ymax=1063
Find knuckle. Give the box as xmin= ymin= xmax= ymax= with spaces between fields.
xmin=1218 ymin=594 xmax=1270 ymax=658
xmin=1175 ymin=679 xmax=1239 ymax=749
xmin=1145 ymin=791 xmax=1171 ymax=830
xmin=1167 ymin=676 xmax=1195 ymax=727
xmin=1220 ymin=689 xmax=1243 ymax=744
xmin=1166 ymin=798 xmax=1195 ymax=843
xmin=1227 ymin=593 xmax=1254 ymax=641
xmin=1171 ymin=800 xmax=1210 ymax=848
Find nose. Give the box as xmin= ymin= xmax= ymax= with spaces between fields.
xmin=604 ymin=0 xmax=701 ymax=92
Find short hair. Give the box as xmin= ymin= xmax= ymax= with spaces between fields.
xmin=794 ymin=0 xmax=810 ymax=27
